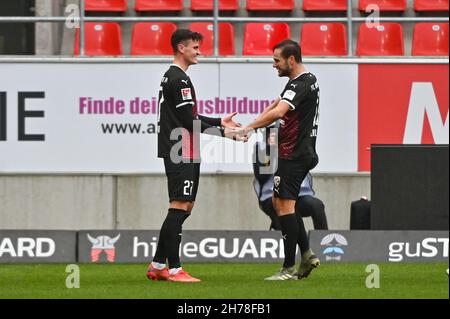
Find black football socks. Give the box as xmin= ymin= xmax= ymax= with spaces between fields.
xmin=279 ymin=213 xmax=300 ymax=268
xmin=153 ymin=208 xmax=190 ymax=269
xmin=295 ymin=212 xmax=310 ymax=256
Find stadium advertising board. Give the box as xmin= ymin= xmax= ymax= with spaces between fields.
xmin=310 ymin=230 xmax=449 ymax=263
xmin=0 ymin=63 xmax=447 ymax=173
xmin=78 ymin=230 xmax=450 ymax=264
xmin=78 ymin=230 xmax=286 ymax=263
xmin=1 ymin=63 xmax=356 ymax=173
xmin=358 ymin=64 xmax=449 ymax=171
xmin=0 ymin=230 xmax=77 ymax=263
xmin=1 ymin=230 xmax=448 ymax=263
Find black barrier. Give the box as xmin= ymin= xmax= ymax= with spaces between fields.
xmin=0 ymin=0 xmax=35 ymax=55
xmin=0 ymin=230 xmax=77 ymax=263
xmin=1 ymin=230 xmax=448 ymax=263
xmin=371 ymin=144 xmax=449 ymax=230
xmin=309 ymin=230 xmax=449 ymax=263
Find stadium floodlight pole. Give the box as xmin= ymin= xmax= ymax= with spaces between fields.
xmin=347 ymin=0 xmax=353 ymax=57
xmin=213 ymin=0 xmax=219 ymax=57
xmin=80 ymin=0 xmax=85 ymax=56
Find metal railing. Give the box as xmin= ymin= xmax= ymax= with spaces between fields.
xmin=0 ymin=56 xmax=448 ymax=64
xmin=0 ymin=0 xmax=449 ymax=57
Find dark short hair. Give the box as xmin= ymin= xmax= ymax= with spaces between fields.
xmin=273 ymin=40 xmax=302 ymax=63
xmin=171 ymin=29 xmax=203 ymax=54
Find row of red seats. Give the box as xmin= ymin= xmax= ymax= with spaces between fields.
xmin=74 ymin=22 xmax=449 ymax=57
xmin=86 ymin=0 xmax=449 ymax=12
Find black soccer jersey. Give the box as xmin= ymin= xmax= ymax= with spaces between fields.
xmin=278 ymin=72 xmax=320 ymax=160
xmin=157 ymin=64 xmax=223 ymax=160
xmin=157 ymin=65 xmax=200 ymax=160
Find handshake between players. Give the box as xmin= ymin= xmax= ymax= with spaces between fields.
xmin=221 ymin=112 xmax=268 ymax=143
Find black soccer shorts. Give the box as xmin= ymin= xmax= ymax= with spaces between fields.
xmin=163 ymin=158 xmax=200 ymax=202
xmin=273 ymin=157 xmax=318 ymax=200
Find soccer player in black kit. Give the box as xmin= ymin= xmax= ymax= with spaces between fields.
xmin=241 ymin=40 xmax=321 ymax=280
xmin=146 ymin=29 xmax=242 ymax=283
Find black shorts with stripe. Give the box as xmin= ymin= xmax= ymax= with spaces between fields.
xmin=273 ymin=157 xmax=318 ymax=200
xmin=164 ymin=158 xmax=200 ymax=202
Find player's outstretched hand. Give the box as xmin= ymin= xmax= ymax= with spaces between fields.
xmin=237 ymin=126 xmax=255 ymax=142
xmin=221 ymin=112 xmax=242 ymax=128
xmin=224 ymin=127 xmax=247 ymax=142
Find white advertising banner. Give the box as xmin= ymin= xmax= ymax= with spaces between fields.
xmin=0 ymin=63 xmax=358 ymax=173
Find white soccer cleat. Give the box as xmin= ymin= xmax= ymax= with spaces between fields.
xmin=264 ymin=266 xmax=298 ymax=281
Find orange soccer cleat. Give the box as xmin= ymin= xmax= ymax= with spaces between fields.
xmin=167 ymin=269 xmax=201 ymax=283
xmin=146 ymin=264 xmax=170 ymax=281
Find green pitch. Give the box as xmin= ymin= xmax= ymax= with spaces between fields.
xmin=0 ymin=263 xmax=448 ymax=299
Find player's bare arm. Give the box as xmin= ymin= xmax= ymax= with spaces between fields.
xmin=259 ymin=97 xmax=281 ymax=118
xmin=241 ymin=100 xmax=290 ymax=135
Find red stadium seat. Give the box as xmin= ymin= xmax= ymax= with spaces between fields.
xmin=356 ymin=23 xmax=404 ymax=56
xmin=246 ymin=0 xmax=294 ymax=11
xmin=243 ymin=23 xmax=291 ymax=56
xmin=131 ymin=23 xmax=177 ymax=56
xmin=74 ymin=23 xmax=122 ymax=56
xmin=301 ymin=23 xmax=347 ymax=56
xmin=190 ymin=23 xmax=235 ymax=56
xmin=302 ymin=0 xmax=347 ymax=11
xmin=190 ymin=0 xmax=238 ymax=11
xmin=85 ymin=0 xmax=127 ymax=12
xmin=135 ymin=0 xmax=182 ymax=12
xmin=414 ymin=0 xmax=449 ymax=12
xmin=412 ymin=23 xmax=449 ymax=56
xmin=359 ymin=0 xmax=406 ymax=11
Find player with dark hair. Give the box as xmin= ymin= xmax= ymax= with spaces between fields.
xmin=146 ymin=29 xmax=243 ymax=283
xmin=241 ymin=39 xmax=321 ymax=280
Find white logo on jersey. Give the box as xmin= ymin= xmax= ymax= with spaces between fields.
xmin=181 ymin=79 xmax=189 ymax=85
xmin=274 ymin=176 xmax=281 ymax=189
xmin=181 ymin=88 xmax=192 ymax=100
xmin=283 ymin=90 xmax=296 ymax=101
xmin=290 ymin=83 xmax=298 ymax=88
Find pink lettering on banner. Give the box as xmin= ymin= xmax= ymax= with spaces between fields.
xmin=129 ymin=97 xmax=154 ymax=114
xmin=79 ymin=97 xmax=126 ymax=115
xmin=78 ymin=97 xmax=275 ymax=115
xmin=196 ymin=97 xmax=272 ymax=115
